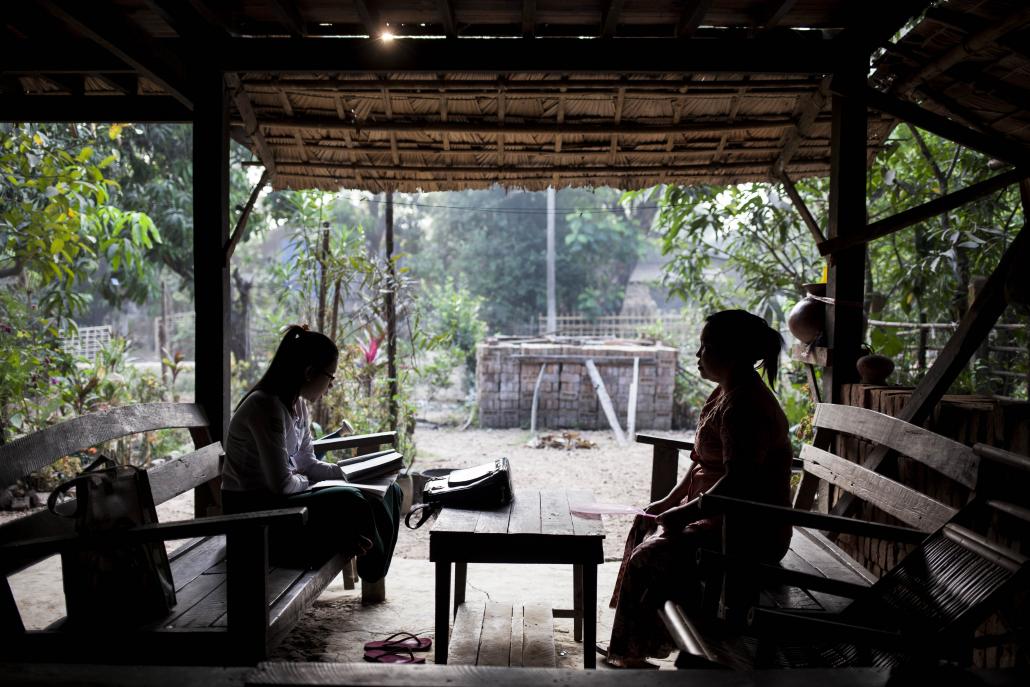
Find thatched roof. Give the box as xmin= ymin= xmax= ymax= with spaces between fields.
xmin=5 ymin=1 xmax=1030 ymax=192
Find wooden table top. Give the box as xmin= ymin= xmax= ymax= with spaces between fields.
xmin=429 ymin=489 xmax=605 ymax=564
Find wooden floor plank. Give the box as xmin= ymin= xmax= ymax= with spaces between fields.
xmin=174 ymin=579 xmax=228 ymax=628
xmin=159 ymin=572 xmax=226 ymax=629
xmin=169 ymin=536 xmax=226 ymax=592
xmin=540 ymin=491 xmax=574 ymax=536
xmin=509 ymin=604 xmax=524 ymax=667
xmin=212 ymin=567 xmax=305 ymax=628
xmin=567 ymin=489 xmax=605 ymax=537
xmin=521 ymin=604 xmax=556 ymax=668
xmin=507 ymin=491 xmax=541 ymax=535
xmin=477 ymin=602 xmax=514 ymax=666
xmin=448 ymin=602 xmax=485 ymax=665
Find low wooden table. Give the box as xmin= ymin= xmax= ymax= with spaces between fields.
xmin=429 ymin=489 xmax=605 ymax=669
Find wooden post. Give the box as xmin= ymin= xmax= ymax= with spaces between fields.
xmin=193 ymin=69 xmax=230 ymax=448
xmin=529 ymin=364 xmax=546 ymax=433
xmin=584 ymin=359 xmax=627 ymax=445
xmin=823 ymin=52 xmax=868 ymax=404
xmin=385 ymin=191 xmax=397 ymax=430
xmin=546 ymin=187 xmax=557 ymax=334
xmin=226 ymin=526 xmax=269 ymax=663
xmin=627 ymin=357 xmax=640 ymax=439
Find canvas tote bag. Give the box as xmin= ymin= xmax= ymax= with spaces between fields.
xmin=47 ymin=455 xmax=176 ymax=628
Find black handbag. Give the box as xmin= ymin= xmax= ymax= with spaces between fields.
xmin=405 ymin=457 xmax=513 ymax=529
xmin=47 ymin=455 xmax=177 ymax=629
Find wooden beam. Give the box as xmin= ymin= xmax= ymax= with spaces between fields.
xmin=893 ymin=5 xmax=1030 ymax=97
xmin=758 ymin=0 xmax=796 ymax=28
xmin=267 ymin=0 xmax=307 ymax=37
xmin=841 ymin=82 xmax=1030 ymax=171
xmin=352 ymin=0 xmax=382 ymax=37
xmin=819 ymin=168 xmax=1027 ymax=255
xmin=772 ymin=77 xmax=830 ymax=174
xmin=823 ymin=55 xmax=868 ymax=403
xmin=225 ymin=74 xmax=277 ymax=179
xmin=92 ymin=73 xmax=138 ymax=95
xmin=223 ymin=169 xmax=270 ymax=266
xmin=601 ymin=0 xmax=624 ymax=38
xmin=193 ymin=70 xmax=231 ymax=444
xmin=522 ymin=0 xmax=536 ymax=38
xmin=436 ymin=0 xmax=457 ymax=38
xmin=239 ymin=77 xmax=821 ymax=92
xmin=215 ymin=36 xmax=837 ymax=73
xmin=246 ymin=115 xmax=814 ymax=136
xmin=835 ymin=0 xmax=933 ymax=52
xmin=274 ymin=158 xmax=832 ymax=176
xmin=831 ymin=223 xmax=1030 ymax=519
xmin=38 ymin=0 xmax=192 ymax=108
xmin=0 ymin=95 xmax=191 ymax=122
xmin=676 ymin=0 xmax=713 ymax=38
xmin=778 ymin=169 xmax=827 ymax=245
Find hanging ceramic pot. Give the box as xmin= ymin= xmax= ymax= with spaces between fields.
xmin=856 ymin=354 xmax=895 ymax=385
xmin=787 ymin=283 xmax=826 ymax=344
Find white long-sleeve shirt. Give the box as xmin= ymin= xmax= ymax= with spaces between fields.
xmin=222 ymin=390 xmax=344 ymax=495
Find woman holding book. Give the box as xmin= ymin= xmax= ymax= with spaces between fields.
xmin=222 ymin=325 xmax=401 ymax=581
xmin=602 ymin=310 xmax=793 ymax=668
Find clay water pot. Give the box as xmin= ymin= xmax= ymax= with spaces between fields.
xmin=857 ymin=354 xmax=895 ymax=385
xmin=787 ymin=283 xmax=826 ymax=344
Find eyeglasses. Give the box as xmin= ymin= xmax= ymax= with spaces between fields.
xmin=319 ymin=371 xmax=335 ymax=386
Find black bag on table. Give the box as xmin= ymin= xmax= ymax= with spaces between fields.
xmin=47 ymin=455 xmax=176 ymax=629
xmin=405 ymin=457 xmax=513 ymax=529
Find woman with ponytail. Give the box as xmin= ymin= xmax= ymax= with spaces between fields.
xmin=221 ymin=325 xmax=401 ymax=582
xmin=601 ymin=310 xmax=792 ymax=668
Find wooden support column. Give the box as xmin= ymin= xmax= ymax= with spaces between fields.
xmin=385 ymin=191 xmax=398 ymax=430
xmin=823 ymin=53 xmax=868 ymax=403
xmin=193 ymin=69 xmax=231 ymax=450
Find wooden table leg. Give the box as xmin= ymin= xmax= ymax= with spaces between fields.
xmin=573 ymin=563 xmax=583 ymax=642
xmin=454 ymin=561 xmax=467 ymax=618
xmin=435 ymin=561 xmax=451 ymax=664
xmin=583 ymin=563 xmax=597 ymax=669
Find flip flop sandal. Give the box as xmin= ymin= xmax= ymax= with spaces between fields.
xmin=363 ymin=648 xmax=426 ymax=665
xmin=595 ymin=642 xmax=610 ymax=658
xmin=364 ymin=631 xmax=433 ymax=652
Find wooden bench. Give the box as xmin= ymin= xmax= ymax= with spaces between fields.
xmin=641 ymin=404 xmax=1030 ymax=669
xmin=448 ymin=602 xmax=557 ymax=667
xmin=0 ymin=403 xmax=398 ymax=665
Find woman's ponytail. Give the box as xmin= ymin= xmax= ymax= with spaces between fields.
xmin=761 ymin=324 xmax=785 ymax=391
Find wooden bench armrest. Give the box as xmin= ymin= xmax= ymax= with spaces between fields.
xmin=656 ymin=601 xmax=724 ymax=669
xmin=699 ymin=494 xmax=927 ymax=544
xmin=0 ymin=508 xmax=307 ymax=572
xmin=635 ymin=433 xmax=694 ymax=452
xmin=747 ymin=607 xmax=928 ymax=652
xmin=695 ymin=549 xmax=869 ymax=599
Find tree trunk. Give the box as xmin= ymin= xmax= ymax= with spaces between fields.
xmin=546 ymin=187 xmax=557 ymax=334
xmin=231 ymin=269 xmax=252 ymax=362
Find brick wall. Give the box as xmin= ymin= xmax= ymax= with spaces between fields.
xmin=477 ymin=340 xmax=677 ymax=430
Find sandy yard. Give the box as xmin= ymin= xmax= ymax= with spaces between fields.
xmin=5 ymin=425 xmax=693 ymax=666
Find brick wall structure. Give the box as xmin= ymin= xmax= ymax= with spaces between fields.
xmin=476 ymin=339 xmax=677 ymax=430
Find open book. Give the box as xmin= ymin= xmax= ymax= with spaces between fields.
xmin=305 ymin=450 xmax=404 ymax=498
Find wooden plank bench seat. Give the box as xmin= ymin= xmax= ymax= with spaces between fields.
xmin=0 ymin=403 xmax=399 ymax=665
xmin=448 ymin=601 xmax=557 ymax=668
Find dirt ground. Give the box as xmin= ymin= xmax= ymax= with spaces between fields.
xmin=5 ymin=425 xmax=693 ymax=667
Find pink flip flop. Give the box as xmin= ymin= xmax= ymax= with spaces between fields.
xmin=364 ymin=632 xmax=432 ymax=652
xmin=363 ymin=648 xmax=426 ymax=664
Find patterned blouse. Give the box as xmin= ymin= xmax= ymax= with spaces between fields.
xmin=682 ymin=372 xmax=794 ymax=555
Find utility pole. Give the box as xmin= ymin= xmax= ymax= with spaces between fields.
xmin=385 ymin=191 xmax=398 ymax=430
xmin=546 ymin=187 xmax=557 ymax=334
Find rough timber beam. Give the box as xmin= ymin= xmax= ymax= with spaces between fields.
xmin=839 ymin=82 xmax=1030 ymax=171
xmin=214 ymin=36 xmax=837 ymax=73
xmin=38 ymin=1 xmax=192 ymax=108
xmin=436 ymin=0 xmax=458 ymax=38
xmin=0 ymin=96 xmax=191 ymax=122
xmin=225 ymin=74 xmax=277 ymax=179
xmin=676 ymin=0 xmax=714 ymax=38
xmin=522 ymin=0 xmax=536 ymax=38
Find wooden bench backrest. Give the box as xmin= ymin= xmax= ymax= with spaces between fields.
xmin=798 ymin=403 xmax=980 ymax=531
xmin=0 ymin=404 xmax=221 ymax=550
xmin=0 ymin=403 xmax=212 ymax=487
